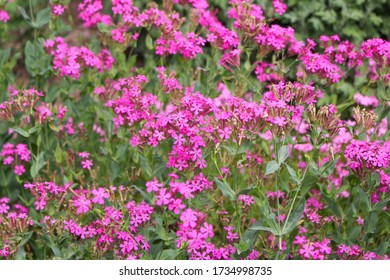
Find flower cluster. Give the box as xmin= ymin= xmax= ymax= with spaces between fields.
xmin=0 ymin=143 xmax=31 ymax=176
xmin=44 ymin=37 xmax=114 ymax=79
xmin=345 ymin=140 xmax=390 ymax=174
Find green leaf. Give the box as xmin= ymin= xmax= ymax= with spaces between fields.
xmin=242 ymin=227 xmax=259 ymax=250
xmin=34 ymin=7 xmax=51 ymax=28
xmin=130 ymin=185 xmax=152 ymax=204
xmin=12 ymin=126 xmax=30 ymax=137
xmin=319 ymin=156 xmax=339 ymax=178
xmin=348 ymin=226 xmax=362 ymax=243
xmin=30 ymin=152 xmax=46 ymax=178
xmin=321 ymin=193 xmax=343 ymax=218
xmin=343 ymin=24 xmax=366 ymax=39
xmin=140 ymin=155 xmax=152 ymax=178
xmin=237 ymin=140 xmax=252 ymax=155
xmin=315 ymin=10 xmax=336 ymax=24
xmin=369 ymin=13 xmax=383 ymax=26
xmin=50 ymin=245 xmax=62 ymax=258
xmin=146 ymin=35 xmax=154 ymax=50
xmin=54 ymin=144 xmax=63 ymax=164
xmin=277 ymin=145 xmax=289 ymax=164
xmin=152 ymin=161 xmax=167 ymax=178
xmin=159 ymin=249 xmax=179 ymax=260
xmin=347 ymin=174 xmax=360 ymax=188
xmin=0 ymin=48 xmax=11 ymax=68
xmin=113 ymin=143 xmax=128 ymax=161
xmin=284 ymin=163 xmax=299 ymax=184
xmin=249 ymin=224 xmax=278 ymax=236
xmin=97 ymin=22 xmax=110 ymax=33
xmin=15 ymin=246 xmax=27 ymax=260
xmin=373 ymin=196 xmax=390 ymax=212
xmin=214 ymin=177 xmax=236 ymax=200
xmin=265 ymin=160 xmax=280 ymax=175
xmin=110 ymin=161 xmax=120 ymax=183
xmin=20 ymin=231 xmax=33 ymax=246
xmin=221 ymin=145 xmax=237 ymax=156
xmin=282 ymin=199 xmax=305 ymax=235
xmin=18 ymin=6 xmax=31 ymax=23
xmin=155 ymin=216 xmax=173 ymax=242
xmin=347 ymin=9 xmax=364 ymax=21
xmin=308 ymin=17 xmax=324 ymax=31
xmin=28 ymin=126 xmax=40 ymax=135
xmin=358 ymin=186 xmax=371 ymax=212
xmin=374 ymin=242 xmax=389 ymax=256
xmin=24 ymin=40 xmax=51 ymax=77
xmin=301 ymin=173 xmax=317 ymax=187
xmin=365 ymin=212 xmax=378 ymax=233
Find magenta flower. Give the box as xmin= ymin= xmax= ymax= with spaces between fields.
xmin=13 ymin=165 xmax=25 ymax=176
xmin=3 ymin=156 xmax=13 ymax=165
xmin=364 ymin=252 xmax=377 ymax=260
xmin=81 ymin=159 xmax=93 ymax=170
xmin=0 ymin=10 xmax=10 ymax=23
xmin=155 ymin=188 xmax=171 ymax=206
xmin=218 ymin=127 xmax=232 ymax=140
xmin=299 ymin=243 xmax=315 ymax=259
xmin=168 ymin=198 xmax=186 ymax=214
xmin=0 ymin=203 xmax=10 ymax=214
xmin=200 ymin=222 xmax=214 ymax=239
xmin=52 ymin=4 xmax=65 ymax=16
xmin=92 ymin=188 xmax=109 ymax=204
xmin=78 ymin=152 xmax=90 ymax=158
xmin=146 ymin=177 xmax=163 ymax=193
xmin=180 ymin=208 xmax=198 ymax=229
xmin=73 ymin=195 xmax=91 ymax=214
xmin=34 ymin=199 xmax=46 ymax=211
xmin=293 ymin=235 xmax=308 ymax=245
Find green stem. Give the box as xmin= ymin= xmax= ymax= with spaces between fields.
xmin=282 ymin=163 xmax=309 ymax=234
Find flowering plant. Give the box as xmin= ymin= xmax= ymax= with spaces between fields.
xmin=0 ymin=0 xmax=389 ymax=260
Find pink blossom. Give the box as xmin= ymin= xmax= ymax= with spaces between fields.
xmin=73 ymin=196 xmax=91 ymax=214
xmin=0 ymin=10 xmax=10 ymax=23
xmin=92 ymin=188 xmax=109 ymax=204
xmin=52 ymin=4 xmax=65 ymax=15
xmin=13 ymin=165 xmax=25 ymax=176
xmin=145 ymin=177 xmax=163 ymax=193
xmin=81 ymin=159 xmax=93 ymax=170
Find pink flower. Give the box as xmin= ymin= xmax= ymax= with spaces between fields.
xmin=294 ymin=235 xmax=308 ymax=245
xmin=155 ymin=188 xmax=171 ymax=206
xmin=52 ymin=4 xmax=65 ymax=16
xmin=168 ymin=198 xmax=186 ymax=214
xmin=78 ymin=152 xmax=90 ymax=158
xmin=299 ymin=243 xmax=315 ymax=259
xmin=0 ymin=203 xmax=10 ymax=214
xmin=272 ymin=0 xmax=287 ymax=15
xmin=200 ymin=222 xmax=214 ymax=239
xmin=13 ymin=165 xmax=25 ymax=176
xmin=218 ymin=127 xmax=232 ymax=140
xmin=81 ymin=159 xmax=93 ymax=170
xmin=74 ymin=196 xmax=91 ymax=214
xmin=364 ymin=252 xmax=377 ymax=260
xmin=146 ymin=177 xmax=163 ymax=193
xmin=0 ymin=246 xmax=9 ymax=257
xmin=0 ymin=10 xmax=10 ymax=23
xmin=3 ymin=156 xmax=13 ymax=165
xmin=92 ymin=188 xmax=109 ymax=204
xmin=180 ymin=208 xmax=198 ymax=229
xmin=34 ymin=199 xmax=46 ymax=211
xmin=273 ymin=116 xmax=287 ymax=127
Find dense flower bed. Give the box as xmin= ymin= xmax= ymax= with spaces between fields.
xmin=0 ymin=0 xmax=389 ymax=260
